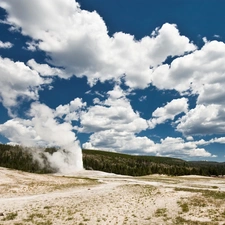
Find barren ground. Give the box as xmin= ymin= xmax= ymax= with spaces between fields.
xmin=1 ymin=167 xmax=225 ymax=225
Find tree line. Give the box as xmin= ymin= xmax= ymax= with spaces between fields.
xmin=0 ymin=143 xmax=225 ymax=176
xmin=83 ymin=149 xmax=225 ymax=177
xmin=0 ymin=144 xmax=55 ymax=173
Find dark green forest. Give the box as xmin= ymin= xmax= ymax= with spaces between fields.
xmin=0 ymin=144 xmax=55 ymax=173
xmin=0 ymin=143 xmax=225 ymax=176
xmin=83 ymin=149 xmax=225 ymax=176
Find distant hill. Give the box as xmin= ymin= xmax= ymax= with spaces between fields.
xmin=0 ymin=143 xmax=225 ymax=176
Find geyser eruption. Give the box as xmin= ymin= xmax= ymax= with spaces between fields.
xmin=30 ymin=102 xmax=84 ymax=174
xmin=44 ymin=143 xmax=83 ymax=174
xmin=0 ymin=102 xmax=84 ymax=174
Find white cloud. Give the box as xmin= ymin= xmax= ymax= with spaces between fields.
xmin=0 ymin=40 xmax=13 ymax=48
xmin=0 ymin=90 xmax=214 ymax=159
xmin=0 ymin=102 xmax=80 ymax=147
xmin=0 ymin=0 xmax=196 ymax=88
xmin=29 ymin=102 xmax=77 ymax=146
xmin=151 ymin=137 xmax=214 ymax=158
xmin=107 ymin=85 xmax=125 ymax=99
xmin=148 ymin=98 xmax=188 ymax=129
xmin=151 ymin=41 xmax=225 ymax=99
xmin=210 ymin=137 xmax=225 ymax=144
xmin=176 ymin=104 xmax=225 ymax=136
xmin=0 ymin=119 xmax=42 ymax=146
xmin=80 ymin=85 xmax=213 ymax=159
xmin=27 ymin=59 xmax=67 ymax=78
xmin=149 ymin=40 xmax=225 ymax=138
xmin=0 ymin=57 xmax=49 ymax=112
xmin=186 ymin=136 xmax=194 ymax=141
xmin=139 ymin=96 xmax=147 ymax=102
xmin=197 ymin=83 xmax=225 ymax=105
xmin=83 ymin=130 xmax=155 ymax=153
xmin=79 ymin=86 xmax=148 ymax=134
xmin=25 ymin=41 xmax=38 ymax=51
xmin=147 ymin=23 xmax=196 ymax=62
xmin=55 ymin=98 xmax=86 ymax=122
xmin=80 ymin=85 xmax=152 ymax=153
xmin=83 ymin=133 xmax=214 ymax=158
xmin=213 ymin=34 xmax=220 ymax=39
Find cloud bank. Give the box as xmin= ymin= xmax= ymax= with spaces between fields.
xmin=0 ymin=0 xmax=196 ymax=88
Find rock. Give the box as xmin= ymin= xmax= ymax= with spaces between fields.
xmin=0 ymin=212 xmax=4 ymax=216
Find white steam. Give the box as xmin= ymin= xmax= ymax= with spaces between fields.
xmin=0 ymin=102 xmax=84 ymax=173
xmin=44 ymin=144 xmax=83 ymax=173
xmin=29 ymin=102 xmax=84 ymax=173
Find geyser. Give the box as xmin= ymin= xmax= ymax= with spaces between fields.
xmin=45 ymin=143 xmax=83 ymax=174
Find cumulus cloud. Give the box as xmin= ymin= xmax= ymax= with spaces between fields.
xmin=151 ymin=137 xmax=215 ymax=158
xmin=28 ymin=103 xmax=76 ymax=146
xmin=0 ymin=118 xmax=42 ymax=146
xmin=0 ymin=40 xmax=13 ymax=48
xmin=55 ymin=97 xmax=86 ymax=122
xmin=149 ymin=40 xmax=225 ymax=139
xmin=25 ymin=41 xmax=39 ymax=51
xmin=81 ymin=86 xmax=213 ymax=158
xmin=0 ymin=90 xmax=214 ymax=160
xmin=151 ymin=41 xmax=225 ymax=100
xmin=0 ymin=0 xmax=196 ymax=88
xmin=197 ymin=83 xmax=225 ymax=105
xmin=27 ymin=59 xmax=67 ymax=78
xmin=176 ymin=104 xmax=225 ymax=136
xmin=148 ymin=98 xmax=189 ymax=129
xmin=209 ymin=137 xmax=225 ymax=144
xmin=80 ymin=85 xmax=153 ymax=153
xmin=83 ymin=130 xmax=155 ymax=153
xmin=79 ymin=86 xmax=148 ymax=134
xmin=83 ymin=132 xmax=214 ymax=158
xmin=0 ymin=57 xmax=49 ymax=113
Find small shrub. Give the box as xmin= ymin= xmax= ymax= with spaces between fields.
xmin=2 ymin=212 xmax=18 ymax=221
xmin=155 ymin=208 xmax=167 ymax=217
xmin=179 ymin=202 xmax=189 ymax=213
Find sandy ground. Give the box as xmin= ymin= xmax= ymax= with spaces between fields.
xmin=1 ymin=167 xmax=225 ymax=225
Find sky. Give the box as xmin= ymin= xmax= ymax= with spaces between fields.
xmin=0 ymin=0 xmax=225 ymax=162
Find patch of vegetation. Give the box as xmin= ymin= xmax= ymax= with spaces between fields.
xmin=178 ymin=201 xmax=189 ymax=213
xmin=212 ymin=186 xmax=219 ymax=189
xmin=24 ymin=213 xmax=44 ymax=222
xmin=2 ymin=212 xmax=18 ymax=221
xmin=190 ymin=196 xmax=207 ymax=207
xmin=174 ymin=187 xmax=225 ymax=200
xmin=203 ymin=190 xmax=225 ymax=199
xmin=155 ymin=208 xmax=167 ymax=217
xmin=23 ymin=212 xmax=53 ymax=225
xmin=35 ymin=221 xmax=52 ymax=225
xmin=173 ymin=216 xmax=218 ymax=225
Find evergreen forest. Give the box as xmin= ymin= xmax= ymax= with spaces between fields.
xmin=0 ymin=143 xmax=225 ymax=177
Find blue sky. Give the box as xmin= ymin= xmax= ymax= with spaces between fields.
xmin=0 ymin=0 xmax=225 ymax=161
